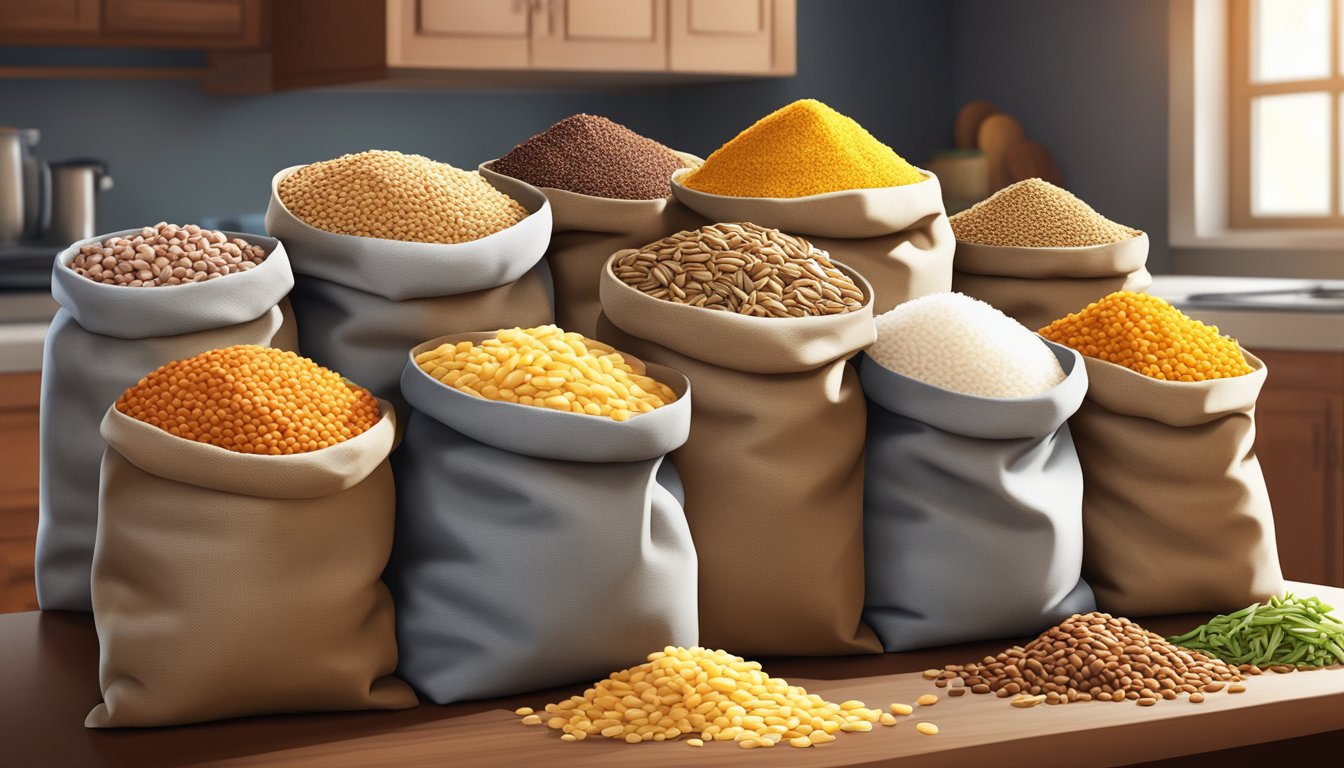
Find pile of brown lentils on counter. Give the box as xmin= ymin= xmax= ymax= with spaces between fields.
xmin=68 ymin=222 xmax=267 ymax=287
xmin=929 ymin=612 xmax=1246 ymax=708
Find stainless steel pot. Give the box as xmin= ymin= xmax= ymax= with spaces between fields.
xmin=0 ymin=127 xmax=49 ymax=244
xmin=49 ymin=159 xmax=113 ymax=244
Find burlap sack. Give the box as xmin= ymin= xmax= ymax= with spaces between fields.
xmin=265 ymin=166 xmax=554 ymax=420
xmin=37 ymin=230 xmax=297 ymax=613
xmin=952 ymin=234 xmax=1152 ymax=330
xmin=87 ymin=400 xmax=416 ymax=728
xmin=860 ymin=341 xmax=1096 ymax=652
xmin=596 ymin=258 xmax=881 ymax=656
xmin=1071 ymin=352 xmax=1284 ymax=616
xmin=670 ymin=168 xmax=953 ymax=314
xmin=388 ymin=333 xmax=698 ymax=703
xmin=480 ymin=154 xmax=704 ymax=338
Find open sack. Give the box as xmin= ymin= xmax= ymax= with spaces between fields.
xmin=860 ymin=340 xmax=1096 ymax=652
xmin=951 ymin=234 xmax=1152 ymax=330
xmin=265 ymin=166 xmax=555 ymax=420
xmin=670 ymin=168 xmax=953 ymax=314
xmin=86 ymin=399 xmax=415 ymax=728
xmin=1071 ymin=352 xmax=1285 ymax=616
xmin=480 ymin=155 xmax=704 ymax=338
xmin=37 ymin=231 xmax=296 ymax=613
xmin=387 ymin=333 xmax=698 ymax=703
xmin=596 ymin=257 xmax=881 ymax=656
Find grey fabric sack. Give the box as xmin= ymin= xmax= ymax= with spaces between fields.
xmin=860 ymin=339 xmax=1096 ymax=652
xmin=387 ymin=333 xmax=699 ymax=704
xmin=265 ymin=166 xmax=556 ymax=421
xmin=37 ymin=230 xmax=296 ymax=612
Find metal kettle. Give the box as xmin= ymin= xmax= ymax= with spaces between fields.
xmin=0 ymin=126 xmax=51 ymax=245
xmin=49 ymin=159 xmax=114 ymax=244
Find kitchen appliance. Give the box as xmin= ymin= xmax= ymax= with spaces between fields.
xmin=0 ymin=126 xmax=49 ymax=244
xmin=49 ymin=159 xmax=113 ymax=244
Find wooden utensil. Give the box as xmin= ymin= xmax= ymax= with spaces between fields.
xmin=954 ymin=100 xmax=999 ymax=150
xmin=1005 ymin=140 xmax=1064 ymax=186
xmin=977 ymin=113 xmax=1026 ymax=191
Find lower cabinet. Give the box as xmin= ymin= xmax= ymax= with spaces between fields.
xmin=1252 ymin=349 xmax=1344 ymax=587
xmin=0 ymin=372 xmax=40 ymax=614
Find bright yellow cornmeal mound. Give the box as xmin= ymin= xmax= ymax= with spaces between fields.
xmin=414 ymin=325 xmax=677 ymax=421
xmin=681 ymin=99 xmax=925 ymax=198
xmin=1039 ymin=291 xmax=1254 ymax=381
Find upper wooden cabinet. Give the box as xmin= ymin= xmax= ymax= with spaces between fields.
xmin=0 ymin=0 xmax=100 ymax=36
xmin=0 ymin=0 xmax=261 ymax=48
xmin=270 ymin=0 xmax=793 ymax=90
xmin=530 ymin=0 xmax=668 ymax=72
xmin=670 ymin=0 xmax=793 ymax=75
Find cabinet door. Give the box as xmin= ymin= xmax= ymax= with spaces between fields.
xmin=0 ymin=0 xmax=100 ymax=35
xmin=0 ymin=373 xmax=39 ymax=614
xmin=530 ymin=0 xmax=667 ymax=72
xmin=103 ymin=0 xmax=262 ymax=47
xmin=669 ymin=0 xmax=793 ymax=75
xmin=389 ymin=0 xmax=531 ymax=69
xmin=1254 ymin=354 xmax=1344 ymax=587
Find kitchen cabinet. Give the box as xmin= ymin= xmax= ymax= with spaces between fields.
xmin=1252 ymin=349 xmax=1344 ymax=588
xmin=0 ymin=0 xmax=262 ymax=48
xmin=530 ymin=0 xmax=667 ymax=72
xmin=266 ymin=0 xmax=794 ymax=91
xmin=670 ymin=0 xmax=794 ymax=75
xmin=0 ymin=372 xmax=40 ymax=614
xmin=0 ymin=0 xmax=100 ymax=36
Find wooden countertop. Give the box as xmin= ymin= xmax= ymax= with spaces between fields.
xmin=4 ymin=582 xmax=1343 ymax=768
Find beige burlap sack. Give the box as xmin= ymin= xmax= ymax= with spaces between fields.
xmin=87 ymin=401 xmax=416 ymax=728
xmin=480 ymin=155 xmax=702 ymax=338
xmin=596 ymin=257 xmax=881 ymax=656
xmin=952 ymin=234 xmax=1151 ymax=329
xmin=670 ymin=169 xmax=953 ymax=314
xmin=1070 ymin=352 xmax=1284 ymax=617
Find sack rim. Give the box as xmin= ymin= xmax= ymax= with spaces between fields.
xmin=952 ymin=233 xmax=1150 ymax=279
xmin=1076 ymin=349 xmax=1268 ymax=426
xmin=99 ymin=398 xmax=396 ymax=499
xmin=50 ymin=229 xmax=294 ymax=339
xmin=401 ymin=331 xmax=692 ymax=463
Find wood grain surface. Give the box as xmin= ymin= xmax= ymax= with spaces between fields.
xmin=3 ymin=583 xmax=1342 ymax=767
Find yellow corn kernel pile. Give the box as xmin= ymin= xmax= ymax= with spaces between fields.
xmin=415 ymin=325 xmax=676 ymax=421
xmin=116 ymin=345 xmax=381 ymax=455
xmin=278 ymin=149 xmax=528 ymax=244
xmin=522 ymin=646 xmax=897 ymax=748
xmin=681 ymin=99 xmax=925 ymax=198
xmin=950 ymin=178 xmax=1141 ymax=247
xmin=1039 ymin=291 xmax=1254 ymax=381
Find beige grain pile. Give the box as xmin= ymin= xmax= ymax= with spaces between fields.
xmin=611 ymin=222 xmax=865 ymax=317
xmin=278 ymin=149 xmax=527 ymax=244
xmin=950 ymin=178 xmax=1141 ymax=247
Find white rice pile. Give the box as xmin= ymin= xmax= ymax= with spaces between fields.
xmin=870 ymin=292 xmax=1066 ymax=398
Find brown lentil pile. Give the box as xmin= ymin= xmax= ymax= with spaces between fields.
xmin=491 ymin=114 xmax=688 ymax=200
xmin=950 ymin=178 xmax=1142 ymax=247
xmin=935 ymin=612 xmax=1244 ymax=707
xmin=69 ymin=222 xmax=266 ymax=287
xmin=116 ymin=345 xmax=381 ymax=455
xmin=518 ymin=646 xmax=913 ymax=749
xmin=612 ymin=222 xmax=866 ymax=317
xmin=278 ymin=149 xmax=527 ymax=244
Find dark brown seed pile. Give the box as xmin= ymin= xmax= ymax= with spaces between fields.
xmin=937 ymin=612 xmax=1245 ymax=707
xmin=69 ymin=222 xmax=267 ymax=287
xmin=491 ymin=114 xmax=687 ymax=200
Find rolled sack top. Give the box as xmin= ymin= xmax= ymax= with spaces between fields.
xmin=953 ymin=232 xmax=1150 ymax=280
xmin=50 ymin=230 xmax=294 ymax=339
xmin=265 ymin=165 xmax=552 ymax=302
xmin=1078 ymin=350 xmax=1268 ymax=428
xmin=670 ymin=167 xmax=946 ymax=239
xmin=402 ymin=332 xmax=691 ymax=464
xmin=598 ymin=254 xmax=876 ymax=375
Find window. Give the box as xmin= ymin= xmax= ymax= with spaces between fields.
xmin=1229 ymin=0 xmax=1344 ymax=228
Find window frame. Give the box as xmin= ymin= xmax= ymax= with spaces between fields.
xmin=1228 ymin=0 xmax=1344 ymax=229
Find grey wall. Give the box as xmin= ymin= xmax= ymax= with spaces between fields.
xmin=949 ymin=0 xmax=1171 ymax=271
